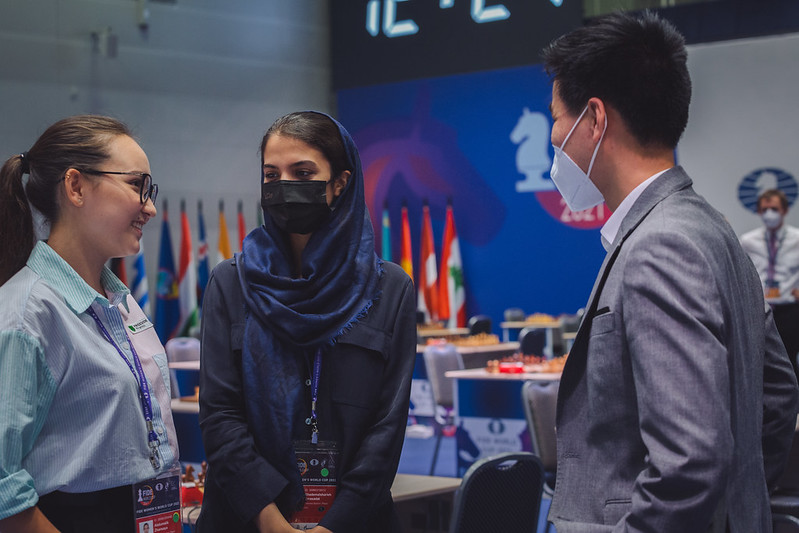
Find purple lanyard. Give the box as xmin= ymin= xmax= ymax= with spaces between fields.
xmin=309 ymin=349 xmax=322 ymax=445
xmin=86 ymin=306 xmax=161 ymax=469
xmin=767 ymin=229 xmax=783 ymax=285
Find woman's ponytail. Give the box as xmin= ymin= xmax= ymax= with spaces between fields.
xmin=0 ymin=154 xmax=34 ymax=285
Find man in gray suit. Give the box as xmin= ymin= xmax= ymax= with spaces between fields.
xmin=542 ymin=12 xmax=799 ymax=532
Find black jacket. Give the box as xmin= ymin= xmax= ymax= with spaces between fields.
xmin=196 ymin=258 xmax=416 ymax=532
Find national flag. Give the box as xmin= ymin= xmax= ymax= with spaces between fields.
xmin=381 ymin=201 xmax=392 ymax=262
xmin=155 ymin=200 xmax=180 ymax=344
xmin=237 ymin=200 xmax=246 ymax=252
xmin=132 ymin=244 xmax=151 ymax=319
xmin=439 ymin=200 xmax=466 ymax=328
xmin=400 ymin=201 xmax=413 ymax=281
xmin=110 ymin=257 xmax=127 ymax=286
xmin=218 ymin=200 xmax=232 ymax=264
xmin=177 ymin=200 xmax=198 ymax=337
xmin=417 ymin=200 xmax=439 ymax=323
xmin=197 ymin=200 xmax=210 ymax=310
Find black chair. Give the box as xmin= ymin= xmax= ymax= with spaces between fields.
xmin=559 ymin=313 xmax=582 ymax=334
xmin=521 ymin=380 xmax=559 ymax=496
xmin=449 ymin=452 xmax=545 ymax=533
xmin=503 ymin=307 xmax=526 ymax=322
xmin=771 ymin=430 xmax=799 ymax=526
xmin=517 ymin=327 xmax=546 ymax=356
xmin=774 ymin=513 xmax=799 ymax=532
xmin=422 ymin=343 xmax=464 ymax=476
xmin=467 ymin=314 xmax=492 ymax=335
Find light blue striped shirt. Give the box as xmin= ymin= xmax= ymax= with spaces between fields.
xmin=0 ymin=241 xmax=178 ymax=520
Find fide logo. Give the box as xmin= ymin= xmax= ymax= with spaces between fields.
xmin=137 ymin=485 xmax=155 ymax=506
xmin=738 ymin=167 xmax=797 ymax=212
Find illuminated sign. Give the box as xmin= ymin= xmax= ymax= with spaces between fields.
xmin=331 ymin=0 xmax=582 ymax=89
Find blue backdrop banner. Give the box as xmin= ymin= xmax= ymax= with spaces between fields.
xmin=338 ymin=64 xmax=607 ymax=328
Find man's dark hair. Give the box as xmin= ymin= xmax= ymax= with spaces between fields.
xmin=542 ymin=11 xmax=691 ymax=150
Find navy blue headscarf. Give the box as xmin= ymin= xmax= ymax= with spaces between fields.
xmin=237 ymin=112 xmax=382 ymax=512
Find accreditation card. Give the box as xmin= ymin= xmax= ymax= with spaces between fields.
xmin=132 ymin=467 xmax=182 ymax=533
xmin=290 ymin=441 xmax=339 ymax=530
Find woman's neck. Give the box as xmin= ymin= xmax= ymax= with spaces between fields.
xmin=288 ymin=233 xmax=312 ymax=278
xmin=47 ymin=226 xmax=106 ymax=295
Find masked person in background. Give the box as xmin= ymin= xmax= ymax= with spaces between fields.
xmin=542 ymin=12 xmax=798 ymax=532
xmin=197 ymin=111 xmax=416 ymax=533
xmin=741 ymin=188 xmax=799 ymax=381
xmin=0 ymin=115 xmax=178 ymax=533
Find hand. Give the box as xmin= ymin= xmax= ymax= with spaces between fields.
xmin=791 ymin=288 xmax=799 ymax=301
xmin=254 ymin=503 xmax=295 ymax=533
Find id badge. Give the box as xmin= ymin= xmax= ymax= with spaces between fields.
xmin=132 ymin=467 xmax=182 ymax=533
xmin=290 ymin=441 xmax=339 ymax=530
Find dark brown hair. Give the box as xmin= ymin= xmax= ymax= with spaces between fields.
xmin=757 ymin=188 xmax=789 ymax=212
xmin=0 ymin=115 xmax=131 ymax=285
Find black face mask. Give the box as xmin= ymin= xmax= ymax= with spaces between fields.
xmin=261 ymin=180 xmax=332 ymax=235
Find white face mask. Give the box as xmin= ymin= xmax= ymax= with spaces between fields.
xmin=550 ymin=105 xmax=607 ymax=212
xmin=761 ymin=208 xmax=783 ymax=230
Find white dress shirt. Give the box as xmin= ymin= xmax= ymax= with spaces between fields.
xmin=740 ymin=223 xmax=799 ymax=305
xmin=600 ymin=169 xmax=668 ymax=251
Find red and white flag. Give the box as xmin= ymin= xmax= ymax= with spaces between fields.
xmin=237 ymin=200 xmax=246 ymax=252
xmin=439 ymin=201 xmax=466 ymax=328
xmin=177 ymin=200 xmax=198 ymax=337
xmin=417 ymin=201 xmax=439 ymax=323
xmin=400 ymin=202 xmax=414 ymax=281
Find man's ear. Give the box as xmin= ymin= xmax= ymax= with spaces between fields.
xmin=587 ymin=97 xmax=607 ymax=142
xmin=332 ymin=170 xmax=351 ymax=198
xmin=62 ymin=168 xmax=87 ymax=207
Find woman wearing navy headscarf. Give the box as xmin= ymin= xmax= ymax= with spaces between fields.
xmin=197 ymin=112 xmax=416 ymax=533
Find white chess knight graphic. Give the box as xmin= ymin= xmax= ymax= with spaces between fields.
xmin=510 ymin=107 xmax=556 ymax=193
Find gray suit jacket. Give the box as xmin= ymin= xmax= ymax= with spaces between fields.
xmin=549 ymin=167 xmax=799 ymax=533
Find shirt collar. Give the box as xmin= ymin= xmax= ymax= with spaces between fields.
xmin=600 ymin=169 xmax=670 ymax=251
xmin=27 ymin=241 xmax=131 ymax=314
xmin=766 ymin=225 xmax=787 ymax=241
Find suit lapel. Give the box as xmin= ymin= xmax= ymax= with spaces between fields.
xmin=559 ymin=167 xmax=694 ymax=402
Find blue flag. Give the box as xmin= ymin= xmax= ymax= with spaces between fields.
xmin=381 ymin=201 xmax=392 ymax=262
xmin=155 ymin=202 xmax=180 ymax=344
xmin=132 ymin=244 xmax=151 ymax=319
xmin=197 ymin=200 xmax=210 ymax=310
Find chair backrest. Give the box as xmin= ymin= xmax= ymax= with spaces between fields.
xmin=504 ymin=307 xmax=526 ymax=322
xmin=165 ymin=336 xmax=201 ymax=362
xmin=521 ymin=380 xmax=559 ymax=472
xmin=423 ymin=344 xmax=464 ymax=409
xmin=560 ymin=313 xmax=582 ymax=334
xmin=774 ymin=513 xmax=799 ymax=533
xmin=449 ymin=452 xmax=544 ymax=533
xmin=517 ymin=327 xmax=546 ymax=356
xmin=467 ymin=314 xmax=492 ymax=335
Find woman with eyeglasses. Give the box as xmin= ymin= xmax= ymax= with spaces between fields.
xmin=196 ymin=111 xmax=416 ymax=533
xmin=0 ymin=115 xmax=178 ymax=533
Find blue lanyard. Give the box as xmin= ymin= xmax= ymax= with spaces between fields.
xmin=86 ymin=306 xmax=161 ymax=469
xmin=310 ymin=349 xmax=322 ymax=445
xmin=767 ymin=229 xmax=784 ymax=285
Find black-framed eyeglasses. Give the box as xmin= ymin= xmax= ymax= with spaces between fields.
xmin=78 ymin=169 xmax=158 ymax=204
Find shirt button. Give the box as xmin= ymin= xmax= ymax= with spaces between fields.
xmin=305 ymin=379 xmax=312 ymax=386
xmin=156 ymin=426 xmax=164 ymax=435
xmin=305 ymin=418 xmax=312 ymax=425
